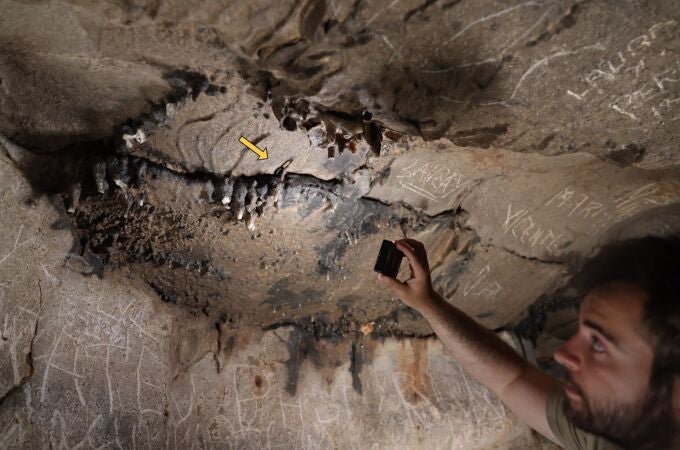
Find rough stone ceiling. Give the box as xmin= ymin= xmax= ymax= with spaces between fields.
xmin=2 ymin=0 xmax=680 ymax=334
xmin=0 ymin=0 xmax=680 ymax=447
xmin=2 ymin=0 xmax=680 ymax=325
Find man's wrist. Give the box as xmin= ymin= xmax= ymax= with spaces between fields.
xmin=418 ymin=290 xmax=446 ymax=317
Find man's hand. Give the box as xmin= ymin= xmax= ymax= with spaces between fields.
xmin=376 ymin=239 xmax=440 ymax=313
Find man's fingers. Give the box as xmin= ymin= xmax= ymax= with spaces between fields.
xmin=377 ymin=273 xmax=407 ymax=296
xmin=394 ymin=240 xmax=428 ymax=278
xmin=401 ymin=238 xmax=424 ymax=250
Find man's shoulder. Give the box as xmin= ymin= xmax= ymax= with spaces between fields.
xmin=545 ymin=387 xmax=623 ymax=450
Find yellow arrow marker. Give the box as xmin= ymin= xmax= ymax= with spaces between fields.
xmin=239 ymin=136 xmax=269 ymax=160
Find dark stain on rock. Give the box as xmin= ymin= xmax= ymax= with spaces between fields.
xmin=262 ymin=305 xmax=435 ymax=340
xmin=535 ymin=133 xmax=556 ymax=151
xmin=281 ymin=115 xmax=298 ymax=131
xmin=300 ymin=0 xmax=327 ymax=41
xmin=261 ymin=277 xmax=324 ymax=308
xmin=311 ymin=197 xmax=407 ymax=275
xmin=284 ymin=328 xmax=323 ymax=396
xmin=221 ymin=333 xmax=236 ymax=362
xmin=451 ymin=124 xmax=508 ymax=148
xmin=72 ymin=193 xmax=208 ymax=269
xmin=148 ymin=281 xmax=173 ymax=303
xmin=441 ymin=0 xmax=462 ymax=9
xmin=284 ymin=328 xmax=303 ymax=396
xmin=145 ymin=267 xmax=225 ymax=313
xmin=527 ymin=3 xmax=584 ymax=47
xmin=473 ymin=60 xmax=503 ymax=89
xmin=361 ymin=110 xmax=382 ymax=155
xmin=336 ymin=294 xmax=361 ymax=310
xmin=349 ymin=340 xmax=363 ymax=395
xmin=163 ymin=69 xmax=224 ymax=101
xmin=404 ymin=0 xmax=438 ymax=22
xmin=322 ymin=198 xmax=386 ymax=234
xmin=315 ymin=238 xmax=349 ymax=275
xmin=603 ymin=142 xmax=646 ymax=167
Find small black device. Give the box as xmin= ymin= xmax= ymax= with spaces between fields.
xmin=374 ymin=240 xmax=404 ymax=278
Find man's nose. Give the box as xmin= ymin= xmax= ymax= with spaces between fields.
xmin=553 ymin=337 xmax=582 ymax=372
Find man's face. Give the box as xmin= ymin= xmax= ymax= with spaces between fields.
xmin=553 ymin=282 xmax=658 ymax=440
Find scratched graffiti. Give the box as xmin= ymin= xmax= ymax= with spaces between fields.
xmin=396 ymin=160 xmax=466 ymax=202
xmin=201 ymin=339 xmax=528 ymax=450
xmin=566 ymin=20 xmax=680 ymax=124
xmin=462 ymin=265 xmax=502 ymax=300
xmin=502 ymin=180 xmax=680 ymax=255
xmin=0 ymin=223 xmax=42 ymax=398
xmin=544 ymin=182 xmax=678 ymax=232
xmin=503 ymin=203 xmax=567 ymax=253
xmin=1 ymin=280 xmax=541 ymax=450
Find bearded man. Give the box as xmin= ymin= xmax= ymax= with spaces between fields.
xmin=378 ymin=236 xmax=680 ymax=449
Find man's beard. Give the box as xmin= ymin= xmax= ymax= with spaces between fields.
xmin=563 ymin=377 xmax=677 ymax=449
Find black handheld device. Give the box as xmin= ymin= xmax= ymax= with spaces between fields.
xmin=374 ymin=240 xmax=404 ymax=278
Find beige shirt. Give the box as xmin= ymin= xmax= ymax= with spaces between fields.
xmin=546 ymin=387 xmax=623 ymax=450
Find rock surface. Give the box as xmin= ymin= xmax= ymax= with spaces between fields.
xmin=1 ymin=0 xmax=680 ymax=448
xmin=0 ymin=152 xmax=556 ymax=449
xmin=2 ymin=0 xmax=679 ymax=166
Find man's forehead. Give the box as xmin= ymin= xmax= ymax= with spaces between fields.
xmin=582 ymin=283 xmax=646 ymax=314
xmin=580 ymin=282 xmax=651 ymax=345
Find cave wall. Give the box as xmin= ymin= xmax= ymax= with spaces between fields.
xmin=0 ymin=151 xmax=556 ymax=448
xmin=1 ymin=0 xmax=680 ymax=448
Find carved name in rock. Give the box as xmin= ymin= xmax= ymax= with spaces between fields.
xmin=369 ymin=141 xmax=680 ymax=261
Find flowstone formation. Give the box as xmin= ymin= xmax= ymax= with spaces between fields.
xmin=1 ymin=0 xmax=680 ymax=448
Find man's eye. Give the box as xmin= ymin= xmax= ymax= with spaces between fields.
xmin=591 ymin=336 xmax=605 ymax=353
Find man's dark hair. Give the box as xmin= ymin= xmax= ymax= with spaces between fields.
xmin=579 ymin=235 xmax=680 ymax=372
xmin=576 ymin=235 xmax=680 ymax=448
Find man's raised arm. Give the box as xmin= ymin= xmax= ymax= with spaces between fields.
xmin=377 ymin=238 xmax=563 ymax=444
